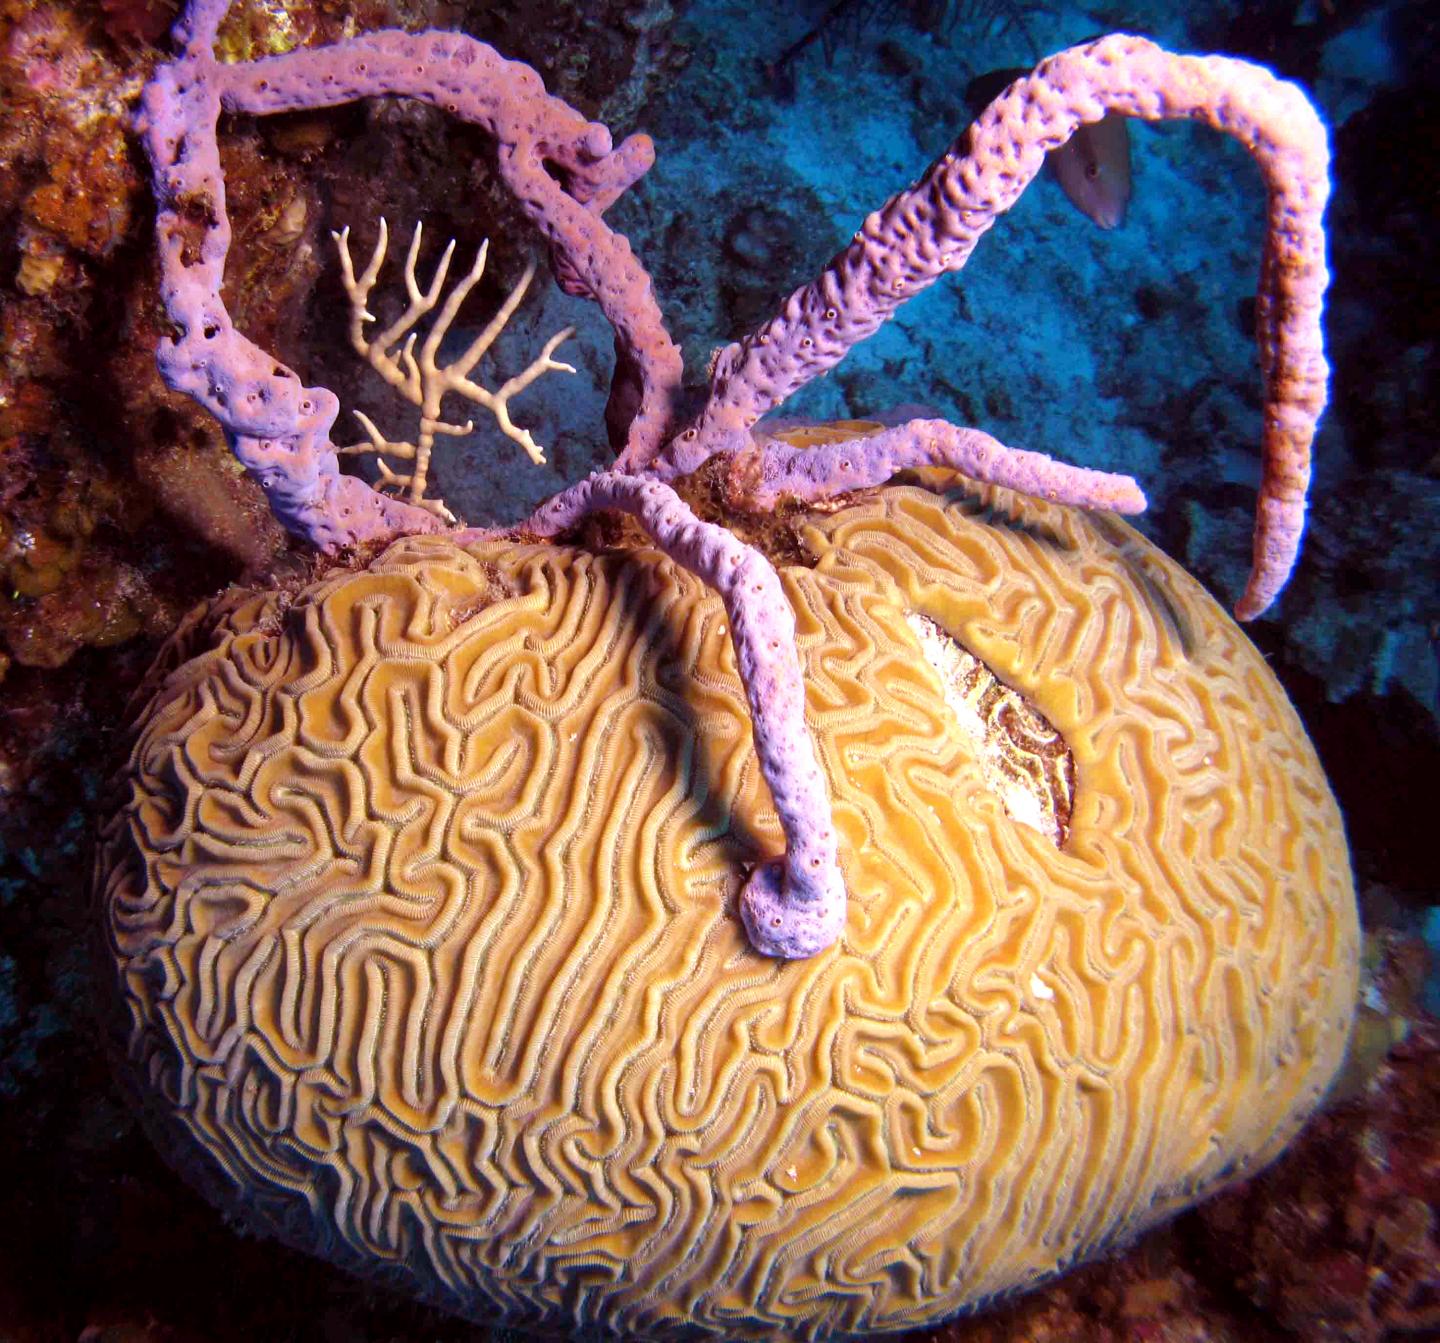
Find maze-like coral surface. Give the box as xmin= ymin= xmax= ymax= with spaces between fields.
xmin=97 ymin=484 xmax=1357 ymax=1338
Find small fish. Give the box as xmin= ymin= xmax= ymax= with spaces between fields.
xmin=965 ymin=68 xmax=1132 ymax=229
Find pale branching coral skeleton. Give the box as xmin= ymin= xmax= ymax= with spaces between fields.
xmin=332 ymin=217 xmax=575 ymax=521
xmin=136 ymin=0 xmax=1330 ymax=958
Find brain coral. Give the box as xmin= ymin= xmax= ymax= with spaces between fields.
xmin=96 ymin=480 xmax=1357 ymax=1339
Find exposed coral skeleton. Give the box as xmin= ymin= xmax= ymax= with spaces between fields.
xmin=137 ymin=0 xmax=1331 ymax=959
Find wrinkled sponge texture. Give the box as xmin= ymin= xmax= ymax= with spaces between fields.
xmin=96 ymin=482 xmax=1357 ymax=1339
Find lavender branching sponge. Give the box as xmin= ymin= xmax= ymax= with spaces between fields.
xmin=97 ymin=3 xmax=1355 ymax=1337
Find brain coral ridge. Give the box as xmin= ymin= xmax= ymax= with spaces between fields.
xmin=98 ymin=482 xmax=1357 ymax=1339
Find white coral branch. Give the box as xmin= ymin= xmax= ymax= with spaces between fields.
xmin=331 ymin=217 xmax=574 ymax=516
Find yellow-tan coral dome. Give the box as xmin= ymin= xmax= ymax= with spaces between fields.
xmin=95 ymin=481 xmax=1357 ymax=1338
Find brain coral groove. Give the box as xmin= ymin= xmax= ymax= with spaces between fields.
xmin=98 ymin=484 xmax=1356 ymax=1339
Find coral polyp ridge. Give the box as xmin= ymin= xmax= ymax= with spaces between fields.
xmin=95 ymin=0 xmax=1357 ymax=1336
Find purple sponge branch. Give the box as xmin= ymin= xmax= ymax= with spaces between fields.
xmin=170 ymin=0 xmax=226 ymax=56
xmin=136 ymin=3 xmax=1337 ymax=959
xmin=138 ymin=57 xmax=443 ymax=548
xmin=211 ymin=32 xmax=684 ymax=465
xmin=684 ymin=34 xmax=1330 ymax=620
xmin=739 ymin=419 xmax=1148 ymax=515
xmin=529 ymin=474 xmax=845 ymax=958
xmin=137 ymin=0 xmax=685 ymax=551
